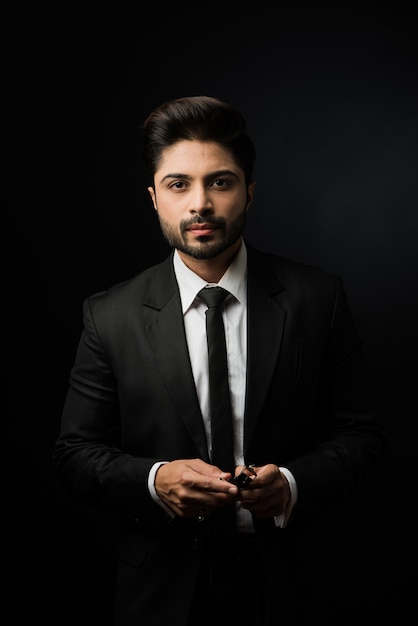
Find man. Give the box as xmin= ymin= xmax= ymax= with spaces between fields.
xmin=53 ymin=95 xmax=386 ymax=625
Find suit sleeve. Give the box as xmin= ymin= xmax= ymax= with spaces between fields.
xmin=284 ymin=276 xmax=386 ymax=521
xmin=52 ymin=296 xmax=166 ymax=528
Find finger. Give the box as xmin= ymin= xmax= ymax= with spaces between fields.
xmin=181 ymin=469 xmax=239 ymax=498
xmin=185 ymin=459 xmax=235 ymax=483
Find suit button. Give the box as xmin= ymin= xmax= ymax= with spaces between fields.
xmin=189 ymin=538 xmax=199 ymax=550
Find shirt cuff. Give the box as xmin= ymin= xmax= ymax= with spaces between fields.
xmin=148 ymin=461 xmax=176 ymax=519
xmin=274 ymin=466 xmax=298 ymax=528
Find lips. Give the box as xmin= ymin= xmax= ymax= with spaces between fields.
xmin=187 ymin=223 xmax=218 ymax=236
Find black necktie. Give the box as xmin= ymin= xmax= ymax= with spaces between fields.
xmin=198 ymin=286 xmax=235 ymax=476
xmin=199 ymin=286 xmax=236 ymax=583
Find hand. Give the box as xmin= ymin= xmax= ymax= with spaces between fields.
xmin=155 ymin=458 xmax=239 ymax=518
xmin=236 ymin=464 xmax=291 ymax=518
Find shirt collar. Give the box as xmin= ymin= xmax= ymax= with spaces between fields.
xmin=173 ymin=240 xmax=248 ymax=314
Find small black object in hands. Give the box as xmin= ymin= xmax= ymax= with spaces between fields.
xmin=228 ymin=465 xmax=257 ymax=489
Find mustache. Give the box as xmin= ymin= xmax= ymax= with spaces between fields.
xmin=180 ymin=215 xmax=226 ymax=232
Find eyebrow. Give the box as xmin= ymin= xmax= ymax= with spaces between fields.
xmin=159 ymin=169 xmax=240 ymax=184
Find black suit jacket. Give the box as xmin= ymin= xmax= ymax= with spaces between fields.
xmin=54 ymin=242 xmax=385 ymax=624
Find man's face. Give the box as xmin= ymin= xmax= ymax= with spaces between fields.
xmin=148 ymin=140 xmax=255 ymax=260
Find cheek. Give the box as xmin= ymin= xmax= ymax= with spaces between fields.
xmin=224 ymin=193 xmax=248 ymax=216
xmin=155 ymin=197 xmax=182 ymax=222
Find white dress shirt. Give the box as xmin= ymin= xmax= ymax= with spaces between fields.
xmin=148 ymin=240 xmax=297 ymax=530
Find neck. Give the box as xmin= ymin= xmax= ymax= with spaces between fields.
xmin=177 ymin=239 xmax=242 ymax=283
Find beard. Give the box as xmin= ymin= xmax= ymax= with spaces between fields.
xmin=157 ymin=208 xmax=247 ymax=259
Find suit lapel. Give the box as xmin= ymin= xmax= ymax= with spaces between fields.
xmin=141 ymin=246 xmax=288 ymax=462
xmin=244 ymin=246 xmax=287 ymax=454
xmin=142 ymin=255 xmax=209 ymax=461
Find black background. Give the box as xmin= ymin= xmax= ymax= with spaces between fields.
xmin=7 ymin=3 xmax=418 ymax=624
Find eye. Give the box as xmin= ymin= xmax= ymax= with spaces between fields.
xmin=211 ymin=178 xmax=230 ymax=189
xmin=168 ymin=180 xmax=187 ymax=190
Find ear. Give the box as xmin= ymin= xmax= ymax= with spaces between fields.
xmin=148 ymin=186 xmax=157 ymax=210
xmin=246 ymin=181 xmax=256 ymax=211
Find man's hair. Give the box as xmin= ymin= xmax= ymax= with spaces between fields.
xmin=142 ymin=95 xmax=256 ymax=186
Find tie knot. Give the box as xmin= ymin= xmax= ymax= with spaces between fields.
xmin=198 ymin=286 xmax=229 ymax=309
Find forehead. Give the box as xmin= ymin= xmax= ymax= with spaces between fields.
xmin=155 ymin=140 xmax=240 ymax=175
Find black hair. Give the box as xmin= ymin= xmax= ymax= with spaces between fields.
xmin=142 ymin=95 xmax=256 ymax=186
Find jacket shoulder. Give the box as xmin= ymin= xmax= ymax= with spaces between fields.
xmin=246 ymin=243 xmax=341 ymax=294
xmin=84 ymin=253 xmax=176 ymax=318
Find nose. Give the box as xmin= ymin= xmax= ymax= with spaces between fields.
xmin=188 ymin=184 xmax=213 ymax=215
